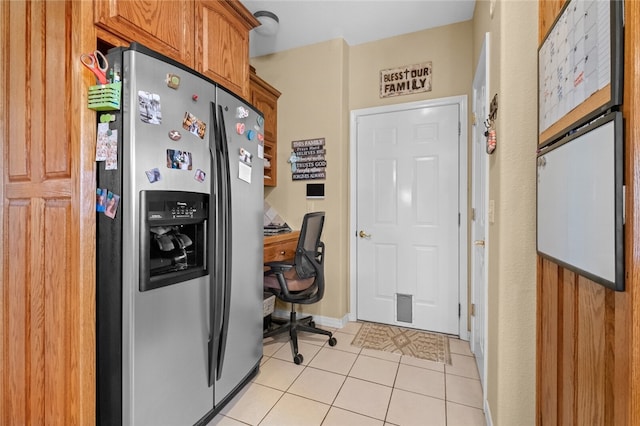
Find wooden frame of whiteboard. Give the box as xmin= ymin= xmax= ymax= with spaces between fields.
xmin=538 ymin=0 xmax=623 ymax=147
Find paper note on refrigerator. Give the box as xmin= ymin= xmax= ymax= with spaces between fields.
xmin=239 ymin=161 xmax=251 ymax=183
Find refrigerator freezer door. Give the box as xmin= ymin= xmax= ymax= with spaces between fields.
xmin=213 ymin=88 xmax=264 ymax=405
xmin=120 ymin=47 xmax=215 ymax=425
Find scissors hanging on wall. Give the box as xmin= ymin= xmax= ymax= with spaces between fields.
xmin=81 ymin=50 xmax=109 ymax=85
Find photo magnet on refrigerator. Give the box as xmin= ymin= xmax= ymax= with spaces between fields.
xmin=96 ymin=188 xmax=107 ymax=212
xmin=104 ymin=191 xmax=120 ymax=219
xmin=138 ymin=91 xmax=162 ymax=124
xmin=182 ymin=112 xmax=206 ymax=139
xmin=145 ymin=168 xmax=162 ymax=183
xmin=194 ymin=169 xmax=206 ymax=183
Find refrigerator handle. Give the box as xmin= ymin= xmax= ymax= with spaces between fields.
xmin=208 ymin=101 xmax=223 ymax=388
xmin=216 ymin=104 xmax=233 ymax=380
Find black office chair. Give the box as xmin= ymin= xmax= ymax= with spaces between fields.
xmin=263 ymin=212 xmax=336 ymax=364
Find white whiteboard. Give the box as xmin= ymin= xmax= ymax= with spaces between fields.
xmin=537 ymin=112 xmax=624 ymax=290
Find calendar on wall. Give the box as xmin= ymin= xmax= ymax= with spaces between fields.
xmin=538 ymin=0 xmax=623 ymax=146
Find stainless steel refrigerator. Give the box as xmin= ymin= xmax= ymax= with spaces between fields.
xmin=96 ymin=43 xmax=264 ymax=425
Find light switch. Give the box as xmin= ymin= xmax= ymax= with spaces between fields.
xmin=488 ymin=199 xmax=495 ymax=223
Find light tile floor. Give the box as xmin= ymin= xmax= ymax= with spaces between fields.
xmin=209 ymin=322 xmax=486 ymax=426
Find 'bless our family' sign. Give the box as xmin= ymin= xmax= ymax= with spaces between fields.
xmin=380 ymin=62 xmax=432 ymax=98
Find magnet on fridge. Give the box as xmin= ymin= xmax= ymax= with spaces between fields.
xmin=100 ymin=113 xmax=116 ymax=123
xmin=138 ymin=91 xmax=162 ymax=125
xmin=257 ymin=133 xmax=264 ymax=143
xmin=145 ymin=168 xmax=162 ymax=183
xmin=256 ymin=115 xmax=264 ymax=127
xmin=192 ymin=94 xmax=199 ymax=101
xmin=96 ymin=188 xmax=107 ymax=212
xmin=104 ymin=191 xmax=120 ymax=219
xmin=246 ymin=129 xmax=256 ymax=141
xmin=194 ymin=168 xmax=206 ymax=183
xmin=182 ymin=112 xmax=206 ymax=139
xmin=96 ymin=123 xmax=109 ymax=161
xmin=168 ymin=130 xmax=182 ymax=141
xmin=236 ymin=106 xmax=249 ymax=118
xmin=236 ymin=122 xmax=245 ymax=135
xmin=166 ymin=73 xmax=181 ymax=89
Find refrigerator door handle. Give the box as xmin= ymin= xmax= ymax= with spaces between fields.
xmin=208 ymin=101 xmax=224 ymax=388
xmin=215 ymin=104 xmax=233 ymax=380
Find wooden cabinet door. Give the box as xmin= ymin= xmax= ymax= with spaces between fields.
xmin=249 ymin=72 xmax=281 ymax=186
xmin=94 ymin=0 xmax=195 ymax=67
xmin=250 ymin=74 xmax=280 ymax=141
xmin=195 ymin=0 xmax=258 ymax=99
xmin=2 ymin=1 xmax=96 ymax=424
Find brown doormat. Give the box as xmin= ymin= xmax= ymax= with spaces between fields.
xmin=351 ymin=322 xmax=452 ymax=364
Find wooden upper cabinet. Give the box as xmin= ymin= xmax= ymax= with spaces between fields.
xmin=195 ymin=0 xmax=259 ymax=99
xmin=94 ymin=0 xmax=195 ymax=67
xmin=250 ymin=70 xmax=281 ymax=141
xmin=250 ymin=69 xmax=281 ymax=186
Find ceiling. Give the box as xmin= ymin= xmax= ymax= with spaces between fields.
xmin=242 ymin=0 xmax=477 ymax=58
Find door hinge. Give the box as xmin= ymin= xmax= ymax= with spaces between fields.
xmin=471 ymin=303 xmax=476 ymax=316
xmin=458 ymin=213 xmax=461 ymax=226
xmin=458 ymin=303 xmax=461 ymax=318
xmin=458 ymin=122 xmax=461 ymax=136
xmin=471 ymin=208 xmax=475 ymax=221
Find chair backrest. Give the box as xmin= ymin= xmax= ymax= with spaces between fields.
xmin=294 ymin=212 xmax=325 ymax=280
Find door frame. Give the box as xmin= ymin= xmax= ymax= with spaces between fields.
xmin=471 ymin=32 xmax=490 ymax=389
xmin=349 ymin=95 xmax=469 ymax=340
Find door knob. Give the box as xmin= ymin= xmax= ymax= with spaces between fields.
xmin=359 ymin=230 xmax=371 ymax=238
xmin=474 ymin=240 xmax=485 ymax=246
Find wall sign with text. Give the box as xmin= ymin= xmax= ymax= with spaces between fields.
xmin=289 ymin=138 xmax=326 ymax=181
xmin=380 ymin=62 xmax=432 ymax=98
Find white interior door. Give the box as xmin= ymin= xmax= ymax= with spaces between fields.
xmin=355 ymin=103 xmax=460 ymax=335
xmin=471 ymin=33 xmax=489 ymax=385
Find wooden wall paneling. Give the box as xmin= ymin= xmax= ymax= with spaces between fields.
xmin=539 ymin=258 xmax=559 ymax=425
xmin=0 ymin=0 xmax=4 ymax=417
xmin=604 ymin=286 xmax=616 ymax=425
xmin=576 ymin=276 xmax=607 ymax=425
xmin=622 ymin=1 xmax=640 ymax=424
xmin=560 ymin=268 xmax=577 ymax=426
xmin=72 ymin=1 xmax=99 ymax=422
xmin=2 ymin=0 xmax=96 ymax=424
xmin=536 ymin=256 xmax=543 ymax=426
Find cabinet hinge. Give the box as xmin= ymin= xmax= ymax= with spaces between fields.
xmin=458 ymin=303 xmax=461 ymax=318
xmin=471 ymin=303 xmax=476 ymax=316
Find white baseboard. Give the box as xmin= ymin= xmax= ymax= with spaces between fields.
xmin=272 ymin=309 xmax=350 ymax=329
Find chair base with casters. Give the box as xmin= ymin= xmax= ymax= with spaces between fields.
xmin=263 ymin=303 xmax=336 ymax=365
xmin=263 ymin=211 xmax=336 ymax=365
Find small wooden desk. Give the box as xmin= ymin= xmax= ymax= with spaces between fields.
xmin=264 ymin=231 xmax=300 ymax=263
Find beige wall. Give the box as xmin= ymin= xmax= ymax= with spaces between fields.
xmin=473 ymin=0 xmax=537 ymax=424
xmin=252 ymin=39 xmax=351 ymax=319
xmin=349 ymin=21 xmax=473 ymax=111
xmin=252 ymin=21 xmax=473 ymax=321
xmin=253 ymin=4 xmax=538 ymax=423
